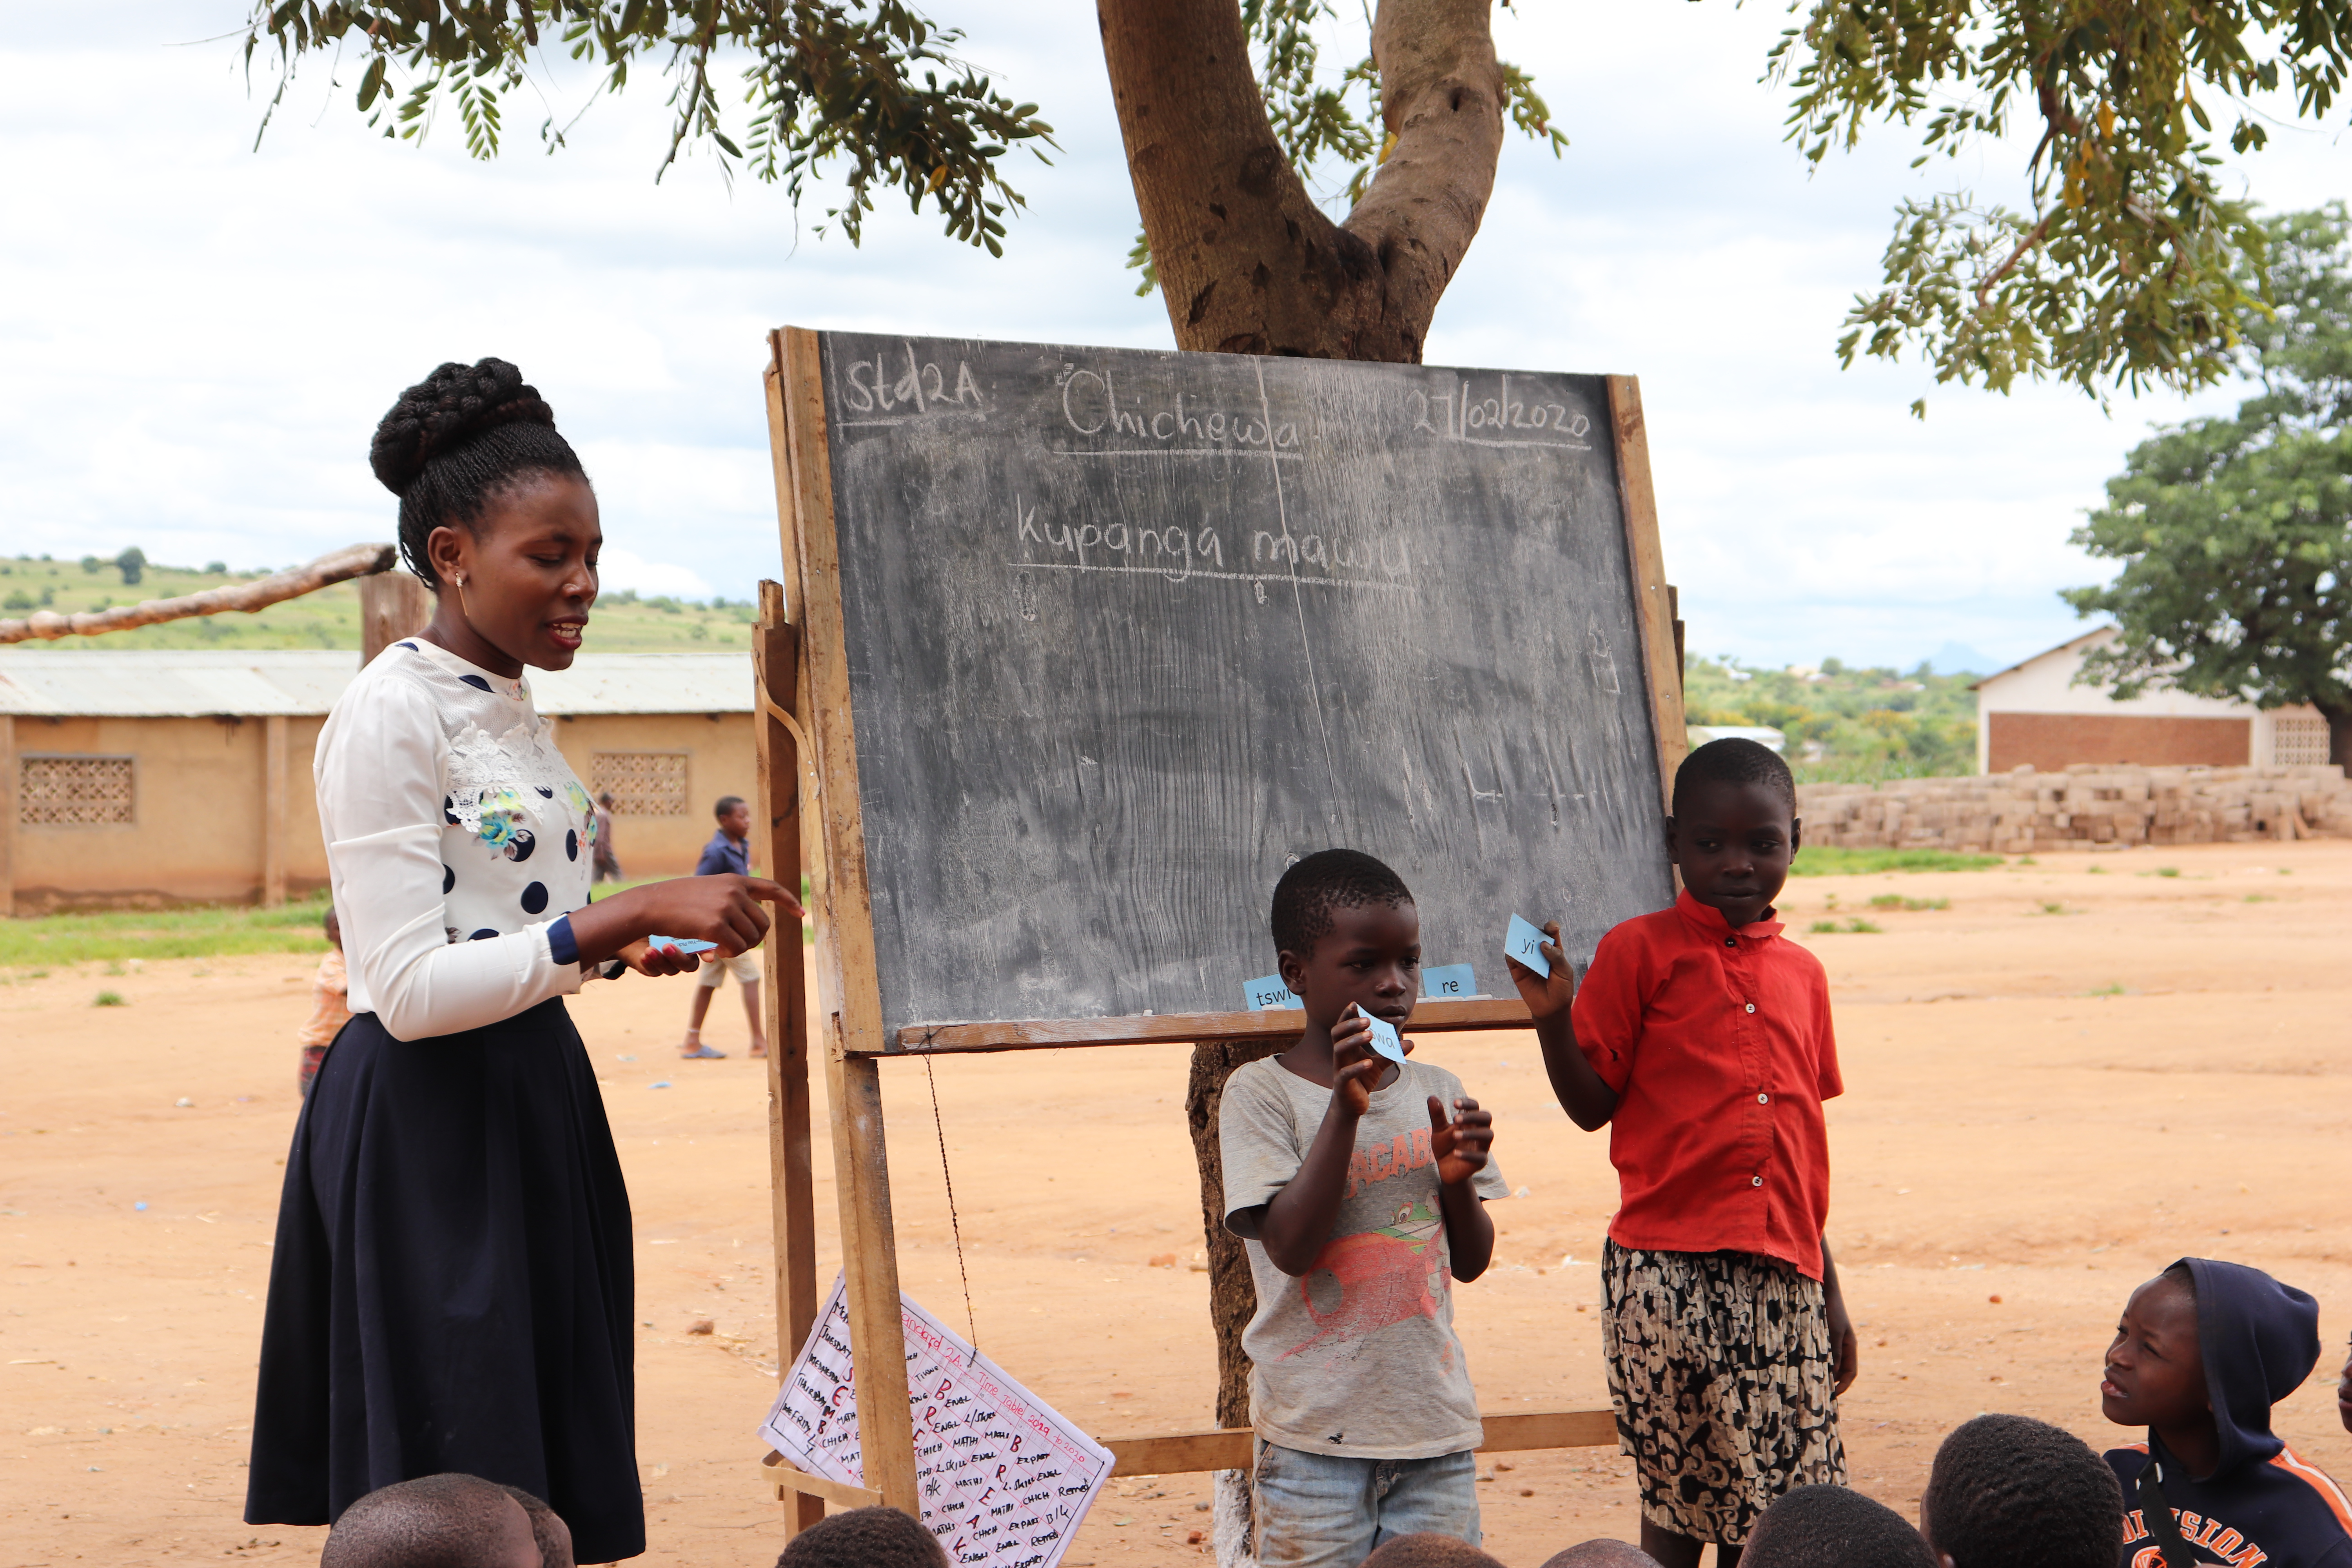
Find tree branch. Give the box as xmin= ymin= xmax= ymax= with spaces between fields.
xmin=0 ymin=543 xmax=397 ymax=645
xmin=1098 ymin=0 xmax=1504 ymax=361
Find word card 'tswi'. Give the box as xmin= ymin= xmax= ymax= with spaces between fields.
xmin=1503 ymin=914 xmax=1552 ymax=978
xmin=759 ymin=1273 xmax=1114 ymax=1568
xmin=1243 ymin=973 xmax=1301 ymax=1011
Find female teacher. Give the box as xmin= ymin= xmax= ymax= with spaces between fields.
xmin=243 ymin=359 xmax=800 ymax=1563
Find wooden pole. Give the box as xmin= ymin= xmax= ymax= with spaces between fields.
xmin=0 ymin=715 xmax=15 ymax=920
xmin=1605 ymin=376 xmax=1689 ymax=816
xmin=263 ymin=715 xmax=289 ymax=908
xmin=359 ymin=570 xmax=434 ymax=666
xmin=768 ymin=327 xmax=921 ymax=1518
xmin=753 ymin=578 xmax=822 ymax=1538
xmin=0 ymin=544 xmax=396 ymax=645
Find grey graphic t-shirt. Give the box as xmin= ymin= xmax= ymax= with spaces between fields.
xmin=1219 ymin=1054 xmax=1508 ymax=1460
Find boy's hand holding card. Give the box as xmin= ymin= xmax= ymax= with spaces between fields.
xmin=1503 ymin=915 xmax=1575 ymax=1020
xmin=1330 ymin=1004 xmax=1402 ymax=1117
xmin=1426 ymin=1094 xmax=1494 ymax=1185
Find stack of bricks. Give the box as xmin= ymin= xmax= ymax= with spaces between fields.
xmin=1796 ymin=764 xmax=2352 ymax=853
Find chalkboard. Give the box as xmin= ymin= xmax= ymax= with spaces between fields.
xmin=773 ymin=330 xmax=1682 ymax=1049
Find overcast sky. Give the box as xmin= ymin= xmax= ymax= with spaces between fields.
xmin=3 ymin=3 xmax=2345 ymax=671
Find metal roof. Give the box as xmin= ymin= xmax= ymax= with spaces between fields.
xmin=0 ymin=649 xmax=754 ymax=718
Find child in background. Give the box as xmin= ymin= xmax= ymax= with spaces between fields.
xmin=296 ymin=907 xmax=351 ymax=1096
xmin=1220 ymin=849 xmax=1504 ymax=1566
xmin=679 ymin=795 xmax=767 ymax=1060
xmin=1512 ymin=739 xmax=1855 ymax=1568
xmin=2100 ymin=1259 xmax=2352 ymax=1568
xmin=1919 ymin=1413 xmax=2122 ymax=1568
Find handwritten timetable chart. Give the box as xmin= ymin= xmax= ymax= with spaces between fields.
xmin=760 ymin=1273 xmax=1115 ymax=1568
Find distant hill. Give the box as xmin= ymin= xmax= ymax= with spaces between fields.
xmin=1684 ymin=655 xmax=1977 ymax=783
xmin=1 ymin=554 xmax=758 ymax=653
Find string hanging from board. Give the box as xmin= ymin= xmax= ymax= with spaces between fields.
xmin=923 ymin=1054 xmax=980 ymax=1351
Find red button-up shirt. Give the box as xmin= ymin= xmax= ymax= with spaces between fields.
xmin=1569 ymin=890 xmax=1842 ymax=1278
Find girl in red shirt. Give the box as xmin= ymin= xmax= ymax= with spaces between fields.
xmin=1511 ymin=738 xmax=1857 ymax=1568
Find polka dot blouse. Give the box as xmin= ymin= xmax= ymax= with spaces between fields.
xmin=316 ymin=638 xmax=604 ymax=1040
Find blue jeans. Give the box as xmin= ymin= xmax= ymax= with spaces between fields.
xmin=1250 ymin=1440 xmax=1482 ymax=1568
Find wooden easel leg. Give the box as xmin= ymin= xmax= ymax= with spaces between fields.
xmin=754 ymin=583 xmax=822 ymax=1537
xmin=824 ymin=1047 xmax=922 ymax=1515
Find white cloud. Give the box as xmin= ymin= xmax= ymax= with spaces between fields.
xmin=0 ymin=0 xmax=2337 ymax=669
xmin=595 ymin=546 xmax=715 ymax=601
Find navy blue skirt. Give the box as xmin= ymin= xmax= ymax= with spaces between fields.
xmin=244 ymin=1000 xmax=643 ymax=1562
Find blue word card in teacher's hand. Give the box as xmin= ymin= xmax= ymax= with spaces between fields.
xmin=1243 ymin=974 xmax=1301 ymax=1011
xmin=1503 ymin=914 xmax=1552 ymax=978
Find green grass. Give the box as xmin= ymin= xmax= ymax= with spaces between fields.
xmin=0 ymin=893 xmax=332 ymax=969
xmin=92 ymin=990 xmax=125 ymax=1006
xmin=2084 ymin=982 xmax=2128 ymax=997
xmin=1867 ymin=894 xmax=1949 ymax=911
xmin=1807 ymin=918 xmax=1884 ymax=935
xmin=1788 ymin=847 xmax=2004 ymax=876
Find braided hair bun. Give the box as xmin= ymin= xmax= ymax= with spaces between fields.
xmin=370 ymin=358 xmax=588 ymax=588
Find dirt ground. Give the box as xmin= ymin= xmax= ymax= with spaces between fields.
xmin=5 ymin=839 xmax=2349 ymax=1568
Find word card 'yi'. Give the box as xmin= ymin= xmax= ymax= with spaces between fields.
xmin=759 ymin=1273 xmax=1115 ymax=1568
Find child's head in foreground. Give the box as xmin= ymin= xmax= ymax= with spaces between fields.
xmin=1358 ymin=1533 xmax=1505 ymax=1568
xmin=1668 ymin=737 xmax=1798 ymax=927
xmin=319 ymin=1473 xmax=541 ymax=1568
xmin=1743 ymin=1483 xmax=1936 ymax=1568
xmin=1920 ymin=1413 xmax=2122 ymax=1568
xmin=775 ymin=1505 xmax=947 ymax=1568
xmin=2100 ymin=1257 xmax=2323 ymax=1464
xmin=1271 ymin=848 xmax=1418 ymax=1028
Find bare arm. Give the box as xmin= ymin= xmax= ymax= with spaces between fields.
xmin=567 ymin=875 xmax=804 ymax=969
xmin=1509 ymin=921 xmax=1619 ymax=1131
xmin=1431 ymin=1095 xmax=1495 ymax=1281
xmin=1250 ymin=1043 xmax=1385 ymax=1276
xmin=1822 ymin=1238 xmax=1858 ymax=1395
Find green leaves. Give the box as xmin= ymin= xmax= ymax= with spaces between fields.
xmin=1774 ymin=0 xmax=2352 ymax=401
xmin=2066 ymin=207 xmax=2352 ymax=727
xmin=240 ymin=1 xmax=1056 ymax=252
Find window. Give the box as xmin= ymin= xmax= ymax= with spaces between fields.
xmin=590 ymin=751 xmax=690 ymax=816
xmin=20 ymin=755 xmax=134 ymax=825
xmin=2272 ymin=714 xmax=2330 ymax=768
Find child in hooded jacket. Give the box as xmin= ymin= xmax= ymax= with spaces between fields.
xmin=2100 ymin=1257 xmax=2352 ymax=1568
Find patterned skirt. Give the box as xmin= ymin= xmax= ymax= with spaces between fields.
xmin=1600 ymin=1241 xmax=1847 ymax=1544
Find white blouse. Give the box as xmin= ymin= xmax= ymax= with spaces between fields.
xmin=315 ymin=638 xmax=603 ymax=1041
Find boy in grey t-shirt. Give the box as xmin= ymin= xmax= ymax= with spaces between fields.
xmin=1220 ymin=850 xmax=1506 ymax=1567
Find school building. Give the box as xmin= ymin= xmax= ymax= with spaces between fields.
xmin=1972 ymin=627 xmax=2332 ymax=774
xmin=0 ymin=649 xmax=757 ymax=916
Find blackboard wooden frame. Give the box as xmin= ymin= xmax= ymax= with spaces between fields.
xmin=751 ymin=325 xmax=1683 ymax=1532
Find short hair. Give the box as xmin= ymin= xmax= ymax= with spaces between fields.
xmin=1539 ymin=1543 xmax=1664 ymax=1568
xmin=1270 ymin=848 xmax=1413 ymax=957
xmin=1922 ymin=1414 xmax=2124 ymax=1568
xmin=1672 ymin=736 xmax=1796 ymax=817
xmin=497 ymin=1485 xmax=570 ymax=1568
xmin=1360 ymin=1533 xmax=1506 ymax=1568
xmin=714 ymin=795 xmax=747 ymax=820
xmin=775 ymin=1506 xmax=947 ymax=1568
xmin=370 ymin=358 xmax=589 ymax=592
xmin=1743 ymin=1484 xmax=1936 ymax=1568
xmin=321 ymin=1473 xmax=531 ymax=1568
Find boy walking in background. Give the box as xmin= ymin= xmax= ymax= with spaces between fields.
xmin=678 ymin=795 xmax=768 ymax=1060
xmin=1219 ymin=849 xmax=1505 ymax=1566
xmin=1512 ymin=739 xmax=1855 ymax=1568
xmin=2100 ymin=1259 xmax=2351 ymax=1568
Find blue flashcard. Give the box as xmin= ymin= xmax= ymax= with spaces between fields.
xmin=1503 ymin=914 xmax=1552 ymax=978
xmin=1356 ymin=1007 xmax=1407 ymax=1064
xmin=652 ymin=936 xmax=717 ymax=955
xmin=1243 ymin=974 xmax=1301 ymax=1011
xmin=1421 ymin=963 xmax=1476 ymax=1000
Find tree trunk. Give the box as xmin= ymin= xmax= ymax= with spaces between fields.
xmin=1098 ymin=0 xmax=1506 ymax=362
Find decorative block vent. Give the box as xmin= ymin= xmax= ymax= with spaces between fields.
xmin=590 ymin=751 xmax=690 ymax=817
xmin=20 ymin=755 xmax=135 ymax=825
xmin=2272 ymin=715 xmax=2330 ymax=768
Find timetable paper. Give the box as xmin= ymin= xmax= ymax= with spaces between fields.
xmin=759 ymin=1273 xmax=1116 ymax=1568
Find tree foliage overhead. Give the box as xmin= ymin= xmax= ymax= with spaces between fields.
xmin=1777 ymin=1 xmax=2352 ymax=408
xmin=2065 ymin=205 xmax=2352 ymax=762
xmin=242 ymin=1 xmax=1055 ymax=252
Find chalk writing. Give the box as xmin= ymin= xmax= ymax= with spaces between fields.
xmin=1010 ymin=495 xmax=1416 ymax=595
xmin=839 ymin=342 xmax=988 ymax=423
xmin=760 ymin=1273 xmax=1112 ymax=1568
xmin=1410 ymin=374 xmax=1592 ymax=450
xmin=1058 ymin=364 xmax=1301 ymax=453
